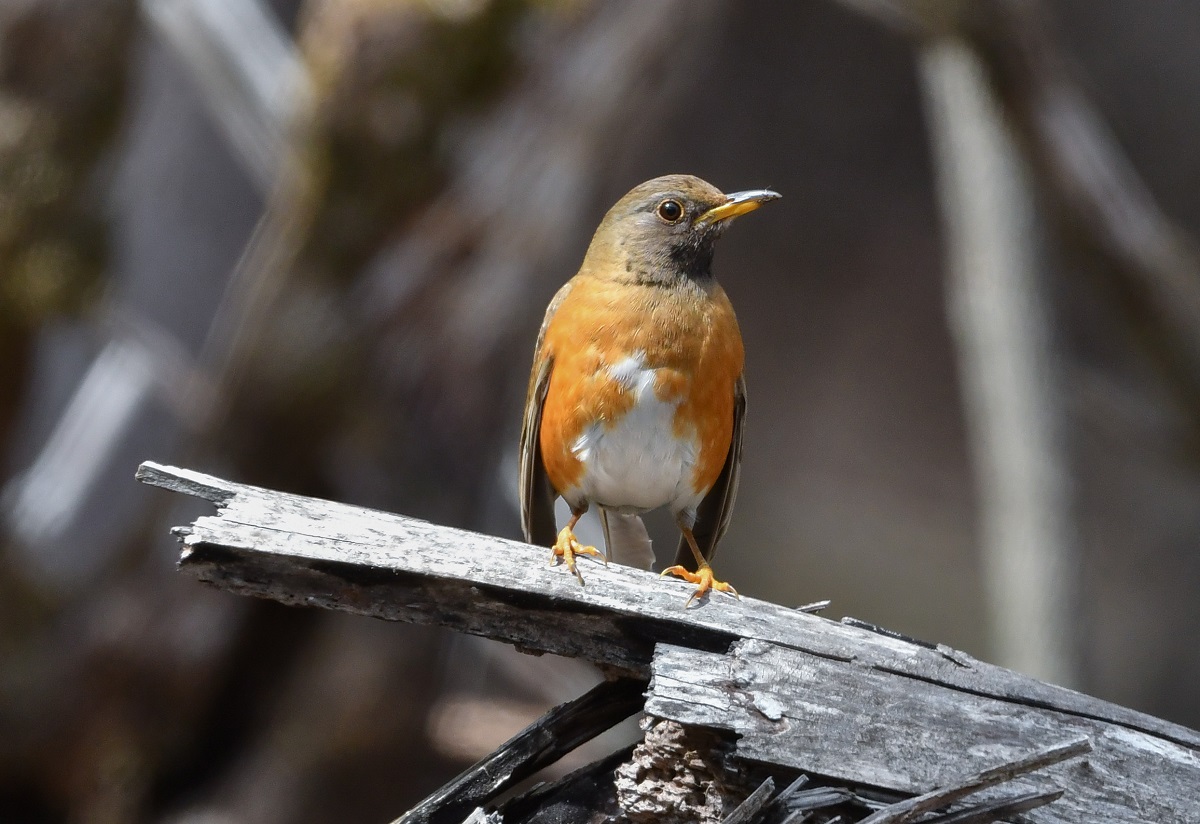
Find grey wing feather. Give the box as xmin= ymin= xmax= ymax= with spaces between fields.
xmin=519 ymin=354 xmax=558 ymax=546
xmin=674 ymin=374 xmax=746 ymax=570
xmin=519 ymin=281 xmax=574 ymax=546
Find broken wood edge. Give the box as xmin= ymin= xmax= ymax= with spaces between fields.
xmin=784 ymin=786 xmax=860 ymax=819
xmin=136 ymin=461 xmax=240 ymax=505
xmin=919 ymin=788 xmax=1064 ymax=824
xmin=733 ymin=774 xmax=1063 ymax=824
xmin=855 ymin=737 xmax=1091 ymax=824
xmin=721 ymin=776 xmax=776 ymax=824
xmin=391 ymin=676 xmax=647 ymax=824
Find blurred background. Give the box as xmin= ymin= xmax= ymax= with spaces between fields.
xmin=1 ymin=0 xmax=1198 ymax=821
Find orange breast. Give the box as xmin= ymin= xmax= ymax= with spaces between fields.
xmin=538 ymin=274 xmax=744 ymax=503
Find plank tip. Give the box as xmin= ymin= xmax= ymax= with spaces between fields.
xmin=135 ymin=460 xmax=237 ymax=504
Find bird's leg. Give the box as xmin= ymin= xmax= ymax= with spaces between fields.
xmin=551 ymin=506 xmax=606 ymax=585
xmin=660 ymin=525 xmax=738 ymax=607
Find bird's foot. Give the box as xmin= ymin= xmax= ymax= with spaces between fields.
xmin=550 ymin=526 xmax=606 ymax=585
xmin=660 ymin=563 xmax=739 ymax=607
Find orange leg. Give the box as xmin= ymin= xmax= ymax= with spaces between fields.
xmin=660 ymin=525 xmax=738 ymax=607
xmin=550 ymin=507 xmax=606 ymax=585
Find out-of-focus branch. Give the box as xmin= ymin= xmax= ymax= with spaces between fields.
xmin=141 ymin=0 xmax=312 ymax=190
xmin=919 ymin=39 xmax=1079 ymax=686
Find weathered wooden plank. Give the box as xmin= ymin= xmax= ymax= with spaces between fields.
xmin=646 ymin=640 xmax=1199 ymax=824
xmin=136 ymin=461 xmax=1200 ymax=761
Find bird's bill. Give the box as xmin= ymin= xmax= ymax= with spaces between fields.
xmin=698 ymin=189 xmax=781 ymax=224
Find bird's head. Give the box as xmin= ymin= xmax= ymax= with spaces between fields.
xmin=581 ymin=174 xmax=780 ymax=287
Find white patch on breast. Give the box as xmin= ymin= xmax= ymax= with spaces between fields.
xmin=568 ymin=351 xmax=702 ymax=515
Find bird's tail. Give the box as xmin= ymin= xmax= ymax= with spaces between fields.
xmin=598 ymin=508 xmax=655 ymax=570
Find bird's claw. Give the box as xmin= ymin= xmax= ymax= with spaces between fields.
xmin=661 ymin=563 xmax=739 ymax=607
xmin=550 ymin=526 xmax=605 ymax=585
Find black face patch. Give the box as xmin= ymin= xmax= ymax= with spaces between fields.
xmin=668 ymin=229 xmax=718 ymax=282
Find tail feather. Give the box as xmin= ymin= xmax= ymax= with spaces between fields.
xmin=598 ymin=509 xmax=655 ymax=570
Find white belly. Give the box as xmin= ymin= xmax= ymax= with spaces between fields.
xmin=565 ymin=352 xmax=701 ymax=514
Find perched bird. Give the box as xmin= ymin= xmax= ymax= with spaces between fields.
xmin=519 ymin=174 xmax=779 ymax=605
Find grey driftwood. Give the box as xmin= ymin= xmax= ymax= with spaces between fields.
xmin=137 ymin=461 xmax=1200 ymax=823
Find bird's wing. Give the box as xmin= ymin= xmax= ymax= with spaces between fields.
xmin=519 ymin=282 xmax=573 ymax=546
xmin=674 ymin=373 xmax=746 ymax=569
xmin=519 ymin=354 xmax=557 ymax=546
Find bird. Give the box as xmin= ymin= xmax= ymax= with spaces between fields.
xmin=519 ymin=174 xmax=779 ymax=606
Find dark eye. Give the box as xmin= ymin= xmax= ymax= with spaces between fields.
xmin=656 ymin=199 xmax=683 ymax=223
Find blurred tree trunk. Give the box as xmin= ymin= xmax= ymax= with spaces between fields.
xmin=920 ymin=38 xmax=1079 ymax=686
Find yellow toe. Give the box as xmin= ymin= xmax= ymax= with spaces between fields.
xmin=550 ymin=526 xmax=603 ymax=585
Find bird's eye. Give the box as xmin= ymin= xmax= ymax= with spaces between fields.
xmin=656 ymin=199 xmax=684 ymax=223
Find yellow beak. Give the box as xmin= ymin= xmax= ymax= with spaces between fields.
xmin=698 ymin=188 xmax=781 ymax=224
